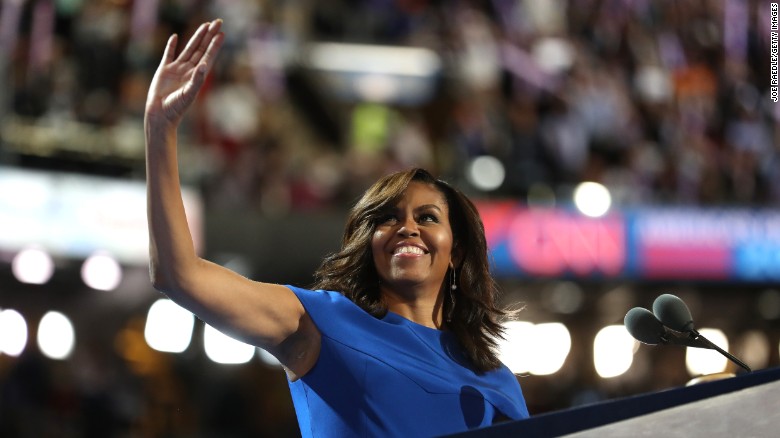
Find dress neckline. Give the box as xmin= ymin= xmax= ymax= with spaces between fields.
xmin=382 ymin=310 xmax=445 ymax=333
xmin=382 ymin=310 xmax=470 ymax=366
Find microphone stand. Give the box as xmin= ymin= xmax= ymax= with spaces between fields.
xmin=687 ymin=330 xmax=752 ymax=373
xmin=659 ymin=329 xmax=752 ymax=373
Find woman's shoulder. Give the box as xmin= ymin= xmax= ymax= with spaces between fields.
xmin=285 ymin=285 xmax=355 ymax=309
xmin=284 ymin=285 xmax=374 ymax=333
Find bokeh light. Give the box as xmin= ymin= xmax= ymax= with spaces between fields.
xmin=573 ymin=182 xmax=612 ymax=218
xmin=528 ymin=323 xmax=571 ymax=375
xmin=81 ymin=251 xmax=123 ymax=291
xmin=0 ymin=309 xmax=28 ymax=357
xmin=37 ymin=311 xmax=76 ymax=360
xmin=686 ymin=329 xmax=729 ymax=376
xmin=144 ymin=299 xmax=195 ymax=354
xmin=498 ymin=321 xmax=571 ymax=376
xmin=203 ymin=324 xmax=255 ymax=365
xmin=593 ymin=325 xmax=636 ymax=378
xmin=498 ymin=321 xmax=535 ymax=374
xmin=467 ymin=156 xmax=505 ymax=191
xmin=12 ymin=247 xmax=54 ymax=285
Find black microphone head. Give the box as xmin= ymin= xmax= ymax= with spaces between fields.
xmin=652 ymin=294 xmax=694 ymax=332
xmin=624 ymin=307 xmax=666 ymax=345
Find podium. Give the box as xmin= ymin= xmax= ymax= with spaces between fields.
xmin=447 ymin=367 xmax=780 ymax=437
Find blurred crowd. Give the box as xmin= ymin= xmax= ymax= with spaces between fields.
xmin=0 ymin=321 xmax=300 ymax=437
xmin=3 ymin=0 xmax=779 ymax=212
xmin=2 ymin=1 xmax=780 ymax=436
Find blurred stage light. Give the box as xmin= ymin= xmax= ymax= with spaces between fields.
xmin=81 ymin=251 xmax=122 ymax=291
xmin=528 ymin=323 xmax=571 ymax=375
xmin=12 ymin=247 xmax=54 ymax=285
xmin=308 ymin=43 xmax=440 ymax=77
xmin=144 ymin=299 xmax=194 ymax=353
xmin=37 ymin=311 xmax=75 ymax=360
xmin=204 ymin=324 xmax=254 ymax=365
xmin=467 ymin=156 xmax=505 ymax=191
xmin=498 ymin=321 xmax=571 ymax=376
xmin=686 ymin=328 xmax=728 ymax=376
xmin=573 ymin=182 xmax=611 ymax=218
xmin=0 ymin=309 xmax=28 ymax=356
xmin=498 ymin=321 xmax=535 ymax=374
xmin=593 ymin=325 xmax=636 ymax=378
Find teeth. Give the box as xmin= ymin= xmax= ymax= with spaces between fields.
xmin=395 ymin=246 xmax=424 ymax=255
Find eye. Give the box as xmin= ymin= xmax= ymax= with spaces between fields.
xmin=378 ymin=213 xmax=398 ymax=224
xmin=418 ymin=213 xmax=439 ymax=223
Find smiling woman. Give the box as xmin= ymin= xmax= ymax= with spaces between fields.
xmin=295 ymin=169 xmax=529 ymax=436
xmin=315 ymin=169 xmax=510 ymax=372
xmin=372 ymin=182 xmax=455 ymax=312
xmin=144 ymin=19 xmax=528 ymax=438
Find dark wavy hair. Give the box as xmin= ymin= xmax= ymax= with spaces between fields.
xmin=313 ymin=168 xmax=508 ymax=372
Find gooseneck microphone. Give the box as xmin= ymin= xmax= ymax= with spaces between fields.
xmin=624 ymin=307 xmax=669 ymax=345
xmin=652 ymin=294 xmax=695 ymax=333
xmin=624 ymin=307 xmax=714 ymax=349
xmin=624 ymin=294 xmax=752 ymax=373
xmin=651 ymin=293 xmax=751 ymax=372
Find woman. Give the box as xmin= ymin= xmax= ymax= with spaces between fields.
xmin=145 ymin=19 xmax=529 ymax=437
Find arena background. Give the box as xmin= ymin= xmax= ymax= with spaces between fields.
xmin=1 ymin=0 xmax=779 ymax=436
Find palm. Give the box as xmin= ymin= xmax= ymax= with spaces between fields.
xmin=147 ymin=20 xmax=224 ymax=124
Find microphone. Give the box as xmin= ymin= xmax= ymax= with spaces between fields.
xmin=652 ymin=294 xmax=694 ymax=333
xmin=651 ymin=293 xmax=751 ymax=372
xmin=624 ymin=307 xmax=667 ymax=345
xmin=623 ymin=307 xmax=712 ymax=348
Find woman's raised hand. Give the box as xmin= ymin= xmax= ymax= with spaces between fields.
xmin=145 ymin=19 xmax=225 ymax=125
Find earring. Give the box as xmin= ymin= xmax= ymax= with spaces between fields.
xmin=450 ymin=267 xmax=457 ymax=291
xmin=447 ymin=268 xmax=457 ymax=322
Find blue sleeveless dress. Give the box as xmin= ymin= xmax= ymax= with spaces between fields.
xmin=285 ymin=286 xmax=529 ymax=437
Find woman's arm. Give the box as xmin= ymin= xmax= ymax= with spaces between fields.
xmin=144 ymin=20 xmax=319 ymax=379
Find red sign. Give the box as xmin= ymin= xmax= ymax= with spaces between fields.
xmin=506 ymin=209 xmax=626 ymax=277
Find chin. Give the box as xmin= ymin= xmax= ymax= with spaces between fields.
xmin=385 ymin=275 xmax=437 ymax=293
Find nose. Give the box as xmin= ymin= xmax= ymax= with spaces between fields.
xmin=397 ymin=217 xmax=419 ymax=237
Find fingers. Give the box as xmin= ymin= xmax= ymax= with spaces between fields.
xmin=159 ymin=34 xmax=178 ymax=67
xmin=207 ymin=19 xmax=223 ymax=36
xmin=200 ymin=29 xmax=225 ymax=72
xmin=178 ymin=21 xmax=210 ymax=64
xmin=180 ymin=19 xmax=223 ymax=65
xmin=179 ymin=61 xmax=209 ymax=103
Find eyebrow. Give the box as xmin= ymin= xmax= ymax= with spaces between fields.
xmin=415 ymin=204 xmax=444 ymax=213
xmin=385 ymin=204 xmax=445 ymax=213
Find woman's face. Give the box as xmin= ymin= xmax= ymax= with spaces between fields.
xmin=371 ymin=181 xmax=455 ymax=299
